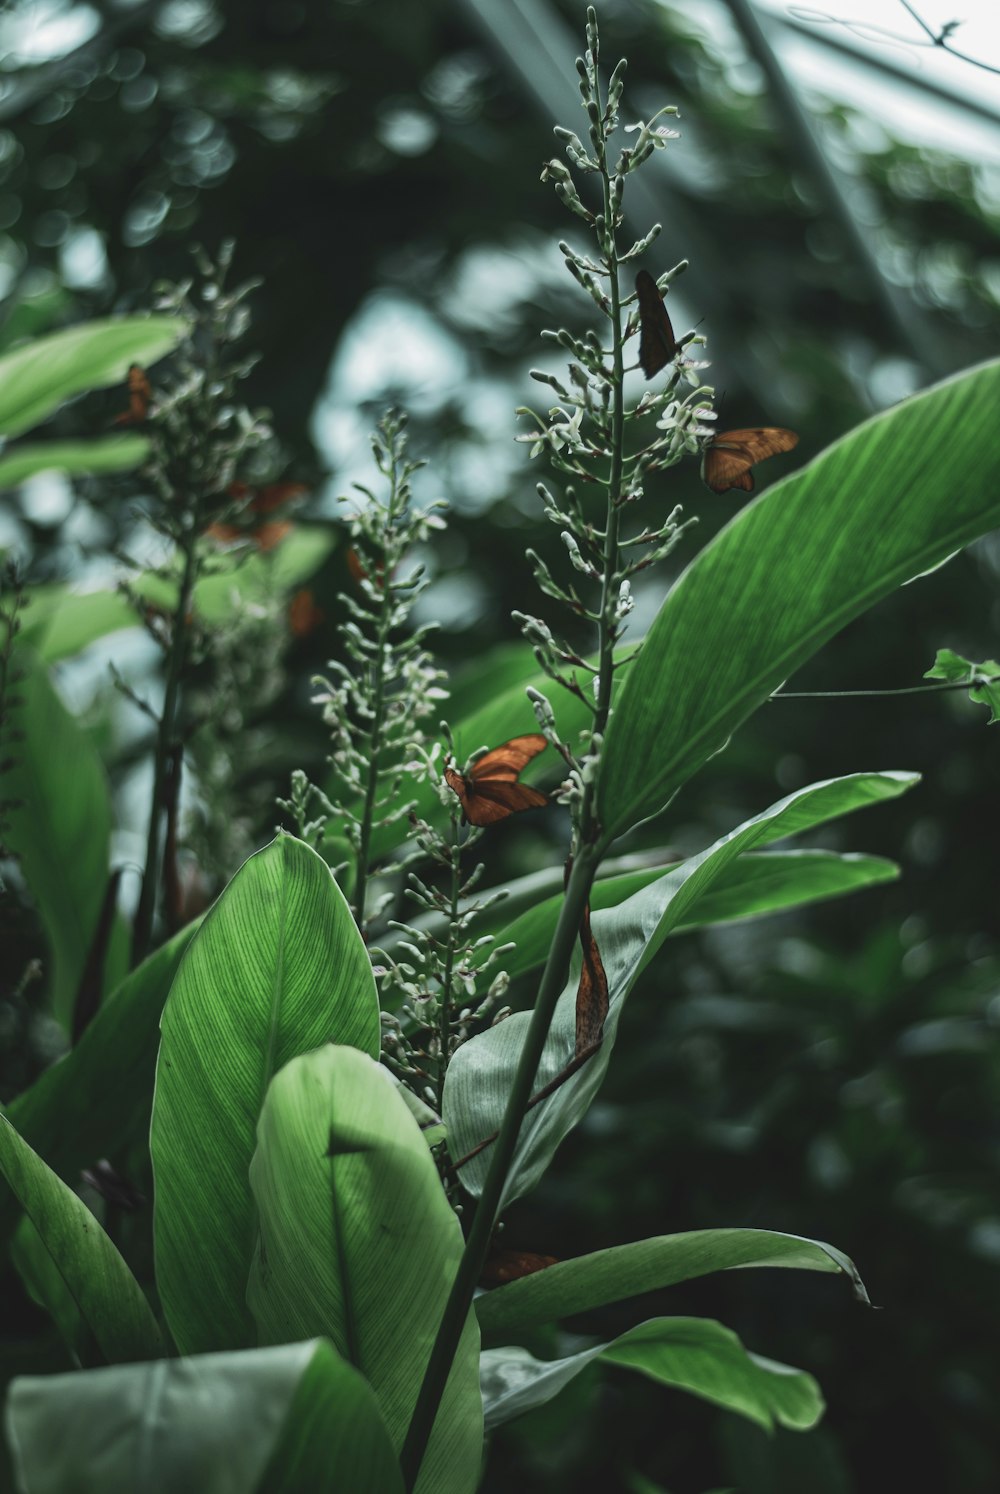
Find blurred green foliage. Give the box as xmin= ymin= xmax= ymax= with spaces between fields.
xmin=1 ymin=0 xmax=999 ymax=1490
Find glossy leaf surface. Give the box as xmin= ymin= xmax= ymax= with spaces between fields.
xmin=476 ymin=1226 xmax=867 ymax=1338
xmin=5 ymin=1340 xmax=403 ymax=1494
xmin=3 ymin=648 xmax=113 ymax=1027
xmin=0 ymin=1115 xmax=163 ymax=1364
xmin=151 ymin=837 xmax=379 ymax=1355
xmin=481 ymin=1316 xmax=822 ymax=1433
xmin=600 ymin=360 xmax=1000 ymax=843
xmin=248 ymin=1045 xmax=482 ymax=1494
xmin=445 ymin=773 xmax=917 ymax=1207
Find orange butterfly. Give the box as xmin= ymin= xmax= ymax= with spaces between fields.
xmin=288 ymin=588 xmax=325 ymax=638
xmin=113 ymin=364 xmax=152 ymax=425
xmin=634 ymin=270 xmax=678 ymax=377
xmin=701 ymin=428 xmax=798 ymax=493
xmin=444 ymin=734 xmax=548 ymax=827
xmin=207 ymin=481 xmax=307 ymax=550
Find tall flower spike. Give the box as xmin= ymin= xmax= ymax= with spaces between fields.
xmin=306 ymin=411 xmax=448 ymax=933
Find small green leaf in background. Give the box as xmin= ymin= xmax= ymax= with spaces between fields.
xmin=0 ymin=435 xmax=149 ymax=490
xmin=490 ymin=849 xmax=898 ymax=987
xmin=20 ymin=526 xmax=335 ymax=665
xmin=151 ymin=836 xmax=380 ymax=1356
xmin=599 ymin=359 xmax=1000 ymax=845
xmin=4 ymin=1340 xmax=403 ymax=1494
xmin=481 ymin=1317 xmax=823 ymax=1433
xmin=3 ymin=647 xmax=113 ymax=1028
xmin=1 ymin=922 xmax=198 ymax=1248
xmin=475 ymin=1226 xmax=867 ymax=1339
xmin=248 ymin=1045 xmax=482 ymax=1494
xmin=0 ymin=1115 xmax=163 ymax=1365
xmin=925 ymin=647 xmax=1000 ymax=724
xmin=0 ymin=315 xmax=187 ymax=438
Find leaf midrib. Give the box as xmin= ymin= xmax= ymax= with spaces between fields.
xmin=604 ymin=501 xmax=999 ymax=847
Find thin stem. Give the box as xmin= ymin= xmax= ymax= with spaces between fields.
xmin=435 ymin=820 xmax=463 ymax=1115
xmin=131 ymin=535 xmax=198 ymax=968
xmin=351 ymin=453 xmax=402 ymax=930
xmin=398 ymin=845 xmax=599 ymax=1490
xmin=896 ymin=0 xmax=1000 ymax=76
xmin=773 ymin=673 xmax=999 ymax=700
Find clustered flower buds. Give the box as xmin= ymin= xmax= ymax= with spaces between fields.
xmin=514 ymin=8 xmax=710 ymax=852
xmin=303 ymin=412 xmax=448 ymax=930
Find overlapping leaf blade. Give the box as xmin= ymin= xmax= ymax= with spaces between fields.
xmin=0 ymin=1116 xmax=163 ymax=1364
xmin=489 ymin=849 xmax=897 ymax=985
xmin=481 ymin=1317 xmax=822 ymax=1433
xmin=3 ymin=648 xmax=113 ymax=1027
xmin=444 ymin=773 xmax=917 ymax=1207
xmin=4 ymin=1340 xmax=403 ymax=1494
xmin=248 ymin=1045 xmax=482 ymax=1494
xmin=475 ymin=1226 xmax=867 ymax=1338
xmin=150 ymin=836 xmax=380 ymax=1355
xmin=1 ymin=923 xmax=198 ymax=1246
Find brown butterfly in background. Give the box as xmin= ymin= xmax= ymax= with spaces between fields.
xmin=112 ymin=364 xmax=152 ymax=426
xmin=444 ymin=733 xmax=548 ymax=827
xmin=634 ymin=269 xmax=678 ymax=378
xmin=701 ymin=427 xmax=798 ymax=493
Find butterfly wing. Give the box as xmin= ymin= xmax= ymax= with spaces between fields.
xmin=635 ymin=270 xmax=677 ymax=378
xmin=469 ymin=733 xmax=548 ymax=783
xmin=447 ymin=733 xmax=549 ymax=825
xmin=113 ymin=364 xmax=152 ymax=426
xmin=464 ymin=781 xmax=547 ymax=826
xmin=702 ymin=428 xmax=798 ymax=493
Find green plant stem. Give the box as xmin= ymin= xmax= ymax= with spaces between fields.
xmin=351 ymin=599 xmax=390 ymax=930
xmin=402 ymin=61 xmax=629 ymax=1488
xmin=594 ymin=223 xmax=625 ymax=710
xmin=435 ymin=820 xmax=463 ymax=1115
xmin=399 ymin=842 xmax=599 ymax=1489
xmin=774 ymin=674 xmax=1000 ymax=700
xmin=131 ymin=536 xmax=197 ymax=968
xmin=351 ymin=454 xmax=402 ymax=930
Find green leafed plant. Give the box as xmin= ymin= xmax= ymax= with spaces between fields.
xmin=4 ymin=9 xmax=1000 ymax=1494
xmin=0 ymin=314 xmax=186 ymax=483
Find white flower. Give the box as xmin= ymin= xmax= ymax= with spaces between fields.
xmin=547 ymin=405 xmax=586 ymax=454
xmin=624 ymin=108 xmax=680 ymax=154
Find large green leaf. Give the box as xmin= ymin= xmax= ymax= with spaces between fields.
xmin=21 ymin=526 xmax=335 ymax=664
xmin=0 ymin=315 xmax=186 ymax=438
xmin=0 ymin=1115 xmax=163 ymax=1364
xmin=481 ymin=1317 xmax=822 ymax=1433
xmin=490 ymin=849 xmax=897 ymax=986
xmin=475 ymin=1227 xmax=867 ymax=1338
xmin=444 ymin=772 xmax=917 ymax=1207
xmin=248 ymin=1045 xmax=482 ymax=1494
xmin=3 ymin=647 xmax=113 ymax=1027
xmin=0 ymin=435 xmax=149 ymax=489
xmin=599 ymin=360 xmax=1000 ymax=845
xmin=150 ymin=836 xmax=380 ymax=1355
xmin=10 ymin=1215 xmax=86 ymax=1360
xmin=4 ymin=1340 xmax=403 ymax=1494
xmin=1 ymin=924 xmax=198 ymax=1246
